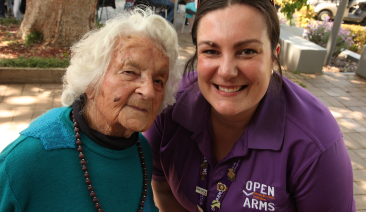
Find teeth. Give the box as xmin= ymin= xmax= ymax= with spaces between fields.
xmin=218 ymin=86 xmax=242 ymax=93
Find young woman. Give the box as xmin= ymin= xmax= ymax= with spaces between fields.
xmin=145 ymin=0 xmax=356 ymax=211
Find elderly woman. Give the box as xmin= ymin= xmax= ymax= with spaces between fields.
xmin=145 ymin=0 xmax=356 ymax=211
xmin=0 ymin=9 xmax=181 ymax=212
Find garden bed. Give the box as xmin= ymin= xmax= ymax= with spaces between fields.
xmin=0 ymin=19 xmax=70 ymax=65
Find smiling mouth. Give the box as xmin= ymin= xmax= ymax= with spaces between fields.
xmin=214 ymin=84 xmax=247 ymax=93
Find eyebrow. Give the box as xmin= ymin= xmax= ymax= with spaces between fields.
xmin=197 ymin=39 xmax=263 ymax=48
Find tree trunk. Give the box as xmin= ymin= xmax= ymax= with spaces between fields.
xmin=17 ymin=0 xmax=98 ymax=47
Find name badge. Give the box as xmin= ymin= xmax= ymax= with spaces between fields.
xmin=196 ymin=186 xmax=208 ymax=196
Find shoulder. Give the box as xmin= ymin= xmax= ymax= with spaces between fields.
xmin=281 ymin=76 xmax=342 ymax=151
xmin=20 ymin=107 xmax=76 ymax=151
xmin=0 ymin=135 xmax=49 ymax=177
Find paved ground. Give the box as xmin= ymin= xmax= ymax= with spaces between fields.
xmin=1 ymin=5 xmax=366 ymax=211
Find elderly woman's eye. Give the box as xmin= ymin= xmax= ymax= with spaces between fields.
xmin=124 ymin=71 xmax=135 ymax=75
xmin=154 ymin=80 xmax=163 ymax=85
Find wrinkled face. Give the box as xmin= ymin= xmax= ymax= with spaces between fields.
xmin=196 ymin=4 xmax=275 ymax=120
xmin=88 ymin=36 xmax=169 ymax=137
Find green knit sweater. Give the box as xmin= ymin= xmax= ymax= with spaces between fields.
xmin=0 ymin=107 xmax=158 ymax=212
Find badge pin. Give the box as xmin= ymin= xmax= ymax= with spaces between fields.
xmin=201 ymin=172 xmax=206 ymax=180
xmin=217 ymin=182 xmax=228 ymax=192
xmin=227 ymin=168 xmax=236 ymax=181
xmin=211 ymin=200 xmax=221 ymax=209
xmin=195 ymin=186 xmax=208 ymax=196
xmin=200 ymin=163 xmax=208 ymax=169
xmin=197 ymin=205 xmax=204 ymax=212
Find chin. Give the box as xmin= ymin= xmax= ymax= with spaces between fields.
xmin=214 ymin=107 xmax=242 ymax=117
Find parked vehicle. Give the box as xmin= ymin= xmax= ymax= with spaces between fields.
xmin=311 ymin=0 xmax=366 ymax=25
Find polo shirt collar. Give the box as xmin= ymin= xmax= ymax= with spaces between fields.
xmin=172 ymin=77 xmax=286 ymax=155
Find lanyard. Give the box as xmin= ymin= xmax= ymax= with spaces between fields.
xmin=196 ymin=155 xmax=243 ymax=212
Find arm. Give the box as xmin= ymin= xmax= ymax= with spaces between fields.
xmin=293 ymin=137 xmax=356 ymax=212
xmin=0 ymin=158 xmax=20 ymax=211
xmin=152 ymin=180 xmax=188 ymax=212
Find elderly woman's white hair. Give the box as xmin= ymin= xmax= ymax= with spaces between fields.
xmin=61 ymin=8 xmax=181 ymax=113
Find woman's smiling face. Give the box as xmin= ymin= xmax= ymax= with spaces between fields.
xmin=196 ymin=4 xmax=275 ymax=120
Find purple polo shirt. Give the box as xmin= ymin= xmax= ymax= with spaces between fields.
xmin=145 ymin=75 xmax=356 ymax=212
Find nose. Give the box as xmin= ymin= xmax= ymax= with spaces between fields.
xmin=218 ymin=55 xmax=238 ymax=80
xmin=136 ymin=77 xmax=155 ymax=100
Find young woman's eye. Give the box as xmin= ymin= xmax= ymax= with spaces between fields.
xmin=240 ymin=49 xmax=257 ymax=55
xmin=204 ymin=50 xmax=218 ymax=55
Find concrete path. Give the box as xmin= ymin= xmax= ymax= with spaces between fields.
xmin=1 ymin=8 xmax=366 ymax=211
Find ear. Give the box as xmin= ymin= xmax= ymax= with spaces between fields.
xmin=86 ymin=85 xmax=96 ymax=100
xmin=275 ymin=43 xmax=280 ymax=57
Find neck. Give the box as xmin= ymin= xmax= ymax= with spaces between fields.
xmin=210 ymin=105 xmax=257 ymax=162
xmin=83 ymin=101 xmax=134 ymax=138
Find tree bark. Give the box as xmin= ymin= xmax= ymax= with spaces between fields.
xmin=17 ymin=0 xmax=98 ymax=47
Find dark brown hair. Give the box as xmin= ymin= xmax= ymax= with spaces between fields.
xmin=184 ymin=0 xmax=282 ymax=85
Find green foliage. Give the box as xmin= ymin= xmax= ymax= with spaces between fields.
xmin=293 ymin=70 xmax=300 ymax=74
xmin=0 ymin=18 xmax=22 ymax=26
xmin=0 ymin=56 xmax=70 ymax=68
xmin=96 ymin=21 xmax=104 ymax=29
xmin=295 ymin=5 xmax=316 ymax=27
xmin=342 ymin=24 xmax=366 ymax=54
xmin=280 ymin=0 xmax=309 ymax=26
xmin=306 ymin=18 xmax=353 ymax=56
xmin=299 ymin=82 xmax=307 ymax=88
xmin=25 ymin=31 xmax=43 ymax=47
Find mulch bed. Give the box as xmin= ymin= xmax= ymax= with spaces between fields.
xmin=0 ymin=24 xmax=70 ymax=59
xmin=323 ymin=55 xmax=359 ymax=73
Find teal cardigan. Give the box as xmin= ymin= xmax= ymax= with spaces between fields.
xmin=0 ymin=107 xmax=158 ymax=212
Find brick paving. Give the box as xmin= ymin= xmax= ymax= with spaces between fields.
xmin=1 ymin=9 xmax=366 ymax=211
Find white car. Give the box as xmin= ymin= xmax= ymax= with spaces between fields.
xmin=312 ymin=0 xmax=366 ymax=25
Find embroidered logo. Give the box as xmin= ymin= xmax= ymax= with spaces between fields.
xmin=242 ymin=181 xmax=276 ymax=211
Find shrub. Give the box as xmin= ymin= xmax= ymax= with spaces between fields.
xmin=295 ymin=5 xmax=316 ymax=28
xmin=279 ymin=0 xmax=309 ymax=26
xmin=0 ymin=18 xmax=22 ymax=26
xmin=0 ymin=56 xmax=70 ymax=68
xmin=25 ymin=31 xmax=43 ymax=47
xmin=306 ymin=18 xmax=353 ymax=56
xmin=342 ymin=24 xmax=366 ymax=54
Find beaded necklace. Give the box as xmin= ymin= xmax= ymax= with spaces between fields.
xmin=72 ymin=111 xmax=148 ymax=212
